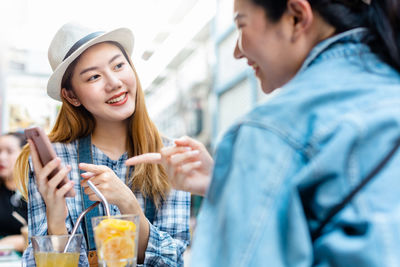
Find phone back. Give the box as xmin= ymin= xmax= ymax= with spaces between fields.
xmin=24 ymin=127 xmax=74 ymax=197
xmin=24 ymin=127 xmax=57 ymax=166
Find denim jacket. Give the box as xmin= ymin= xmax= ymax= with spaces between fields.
xmin=191 ymin=28 xmax=400 ymax=267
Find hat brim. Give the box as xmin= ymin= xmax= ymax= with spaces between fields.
xmin=47 ymin=28 xmax=134 ymax=101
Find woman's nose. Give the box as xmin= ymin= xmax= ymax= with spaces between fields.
xmin=0 ymin=151 xmax=7 ymax=161
xmin=233 ymin=39 xmax=244 ymax=59
xmin=105 ymin=72 xmax=123 ymax=91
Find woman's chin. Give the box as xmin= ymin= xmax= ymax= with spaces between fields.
xmin=260 ymin=80 xmax=275 ymax=94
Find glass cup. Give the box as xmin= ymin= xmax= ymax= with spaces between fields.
xmin=92 ymin=214 xmax=140 ymax=267
xmin=31 ymin=234 xmax=82 ymax=267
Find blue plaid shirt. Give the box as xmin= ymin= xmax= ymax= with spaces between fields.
xmin=22 ymin=140 xmax=190 ymax=267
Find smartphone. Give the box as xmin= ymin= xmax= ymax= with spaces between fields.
xmin=24 ymin=127 xmax=73 ymax=197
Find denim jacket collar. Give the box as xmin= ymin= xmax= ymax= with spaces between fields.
xmin=298 ymin=27 xmax=369 ymax=74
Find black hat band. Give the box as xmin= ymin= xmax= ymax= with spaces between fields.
xmin=63 ymin=31 xmax=105 ymax=61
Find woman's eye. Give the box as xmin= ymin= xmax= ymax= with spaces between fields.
xmin=88 ymin=74 xmax=100 ymax=81
xmin=115 ymin=62 xmax=124 ymax=70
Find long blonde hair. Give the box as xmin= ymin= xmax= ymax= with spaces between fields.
xmin=15 ymin=42 xmax=169 ymax=207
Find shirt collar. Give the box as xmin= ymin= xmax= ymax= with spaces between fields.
xmin=298 ymin=27 xmax=369 ymax=73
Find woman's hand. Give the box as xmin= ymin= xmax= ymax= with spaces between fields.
xmin=125 ymin=136 xmax=213 ymax=196
xmin=0 ymin=235 xmax=25 ymax=252
xmin=28 ymin=139 xmax=74 ymax=235
xmin=79 ymin=163 xmax=150 ymax=262
xmin=79 ymin=163 xmax=136 ymax=213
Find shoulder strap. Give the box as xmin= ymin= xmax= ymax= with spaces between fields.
xmin=311 ymin=137 xmax=400 ymax=241
xmin=145 ymin=197 xmax=156 ymax=224
xmin=78 ymin=135 xmax=99 ymax=251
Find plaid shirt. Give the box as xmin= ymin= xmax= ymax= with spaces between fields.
xmin=22 ymin=139 xmax=190 ymax=267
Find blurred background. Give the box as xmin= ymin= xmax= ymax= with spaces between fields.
xmin=0 ymin=0 xmax=268 ymax=254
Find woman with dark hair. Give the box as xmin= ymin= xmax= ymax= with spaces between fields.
xmin=127 ymin=0 xmax=400 ymax=266
xmin=0 ymin=132 xmax=27 ymax=252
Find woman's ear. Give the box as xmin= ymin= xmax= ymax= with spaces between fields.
xmin=286 ymin=0 xmax=313 ymax=42
xmin=61 ymin=88 xmax=81 ymax=107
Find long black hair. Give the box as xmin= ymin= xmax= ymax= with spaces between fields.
xmin=251 ymin=0 xmax=400 ymax=72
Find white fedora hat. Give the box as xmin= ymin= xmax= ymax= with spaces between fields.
xmin=47 ymin=22 xmax=134 ymax=101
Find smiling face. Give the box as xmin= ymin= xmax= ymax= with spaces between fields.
xmin=233 ymin=0 xmax=306 ymax=93
xmin=65 ymin=42 xmax=137 ymax=125
xmin=0 ymin=135 xmax=22 ymax=181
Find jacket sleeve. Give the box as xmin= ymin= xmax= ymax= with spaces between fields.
xmin=190 ymin=124 xmax=313 ymax=267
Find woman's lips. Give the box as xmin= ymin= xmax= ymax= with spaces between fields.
xmin=106 ymin=92 xmax=128 ymax=106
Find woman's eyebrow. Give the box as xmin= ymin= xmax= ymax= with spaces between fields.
xmin=80 ymin=66 xmax=97 ymax=76
xmin=233 ymin=12 xmax=245 ymax=22
xmin=108 ymin=54 xmax=121 ymax=64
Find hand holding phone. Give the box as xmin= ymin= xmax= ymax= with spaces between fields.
xmin=24 ymin=127 xmax=74 ymax=197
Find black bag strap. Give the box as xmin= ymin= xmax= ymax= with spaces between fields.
xmin=145 ymin=198 xmax=156 ymax=224
xmin=311 ymin=137 xmax=400 ymax=242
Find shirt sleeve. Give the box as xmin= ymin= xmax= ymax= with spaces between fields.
xmin=190 ymin=124 xmax=313 ymax=267
xmin=142 ymin=189 xmax=191 ymax=267
xmin=22 ymin=158 xmax=90 ymax=267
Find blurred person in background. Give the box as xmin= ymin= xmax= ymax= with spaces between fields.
xmin=0 ymin=132 xmax=27 ymax=253
xmin=15 ymin=22 xmax=190 ymax=267
xmin=127 ymin=0 xmax=400 ymax=266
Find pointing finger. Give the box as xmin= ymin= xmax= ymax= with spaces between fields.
xmin=79 ymin=163 xmax=110 ymax=174
xmin=125 ymin=153 xmax=162 ymax=166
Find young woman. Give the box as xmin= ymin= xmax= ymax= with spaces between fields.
xmin=0 ymin=132 xmax=27 ymax=252
xmin=127 ymin=0 xmax=400 ymax=266
xmin=15 ymin=22 xmax=190 ymax=266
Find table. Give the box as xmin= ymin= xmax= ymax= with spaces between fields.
xmin=0 ymin=251 xmax=21 ymax=267
xmin=0 ymin=261 xmax=20 ymax=267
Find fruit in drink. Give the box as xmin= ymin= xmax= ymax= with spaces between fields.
xmin=94 ymin=218 xmax=136 ymax=267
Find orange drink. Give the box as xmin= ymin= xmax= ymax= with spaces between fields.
xmin=92 ymin=214 xmax=139 ymax=267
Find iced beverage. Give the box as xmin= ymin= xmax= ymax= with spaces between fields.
xmin=31 ymin=234 xmax=82 ymax=267
xmin=92 ymin=214 xmax=139 ymax=267
xmin=34 ymin=252 xmax=80 ymax=267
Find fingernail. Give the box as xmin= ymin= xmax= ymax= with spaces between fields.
xmin=81 ymin=171 xmax=94 ymax=178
